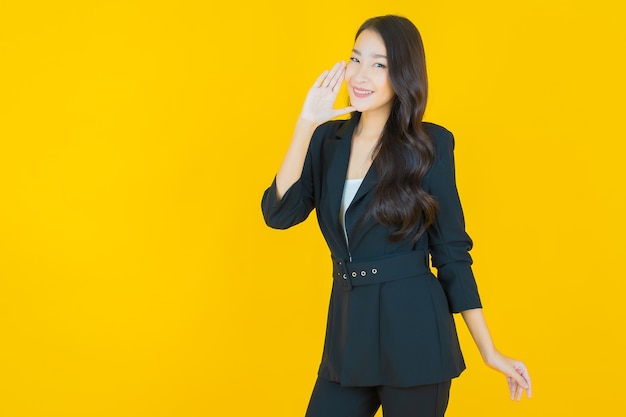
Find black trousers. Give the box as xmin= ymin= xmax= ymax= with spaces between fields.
xmin=305 ymin=378 xmax=451 ymax=417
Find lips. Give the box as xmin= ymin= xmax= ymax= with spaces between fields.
xmin=352 ymin=87 xmax=373 ymax=99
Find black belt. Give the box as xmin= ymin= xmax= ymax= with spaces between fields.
xmin=331 ymin=250 xmax=431 ymax=291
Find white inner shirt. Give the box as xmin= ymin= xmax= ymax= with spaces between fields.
xmin=339 ymin=178 xmax=364 ymax=244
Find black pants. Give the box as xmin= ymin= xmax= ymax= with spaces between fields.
xmin=305 ymin=378 xmax=451 ymax=417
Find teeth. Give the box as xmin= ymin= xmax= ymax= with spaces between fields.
xmin=354 ymin=88 xmax=373 ymax=95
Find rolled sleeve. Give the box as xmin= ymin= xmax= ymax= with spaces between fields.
xmin=427 ymin=128 xmax=482 ymax=313
xmin=260 ymin=126 xmax=323 ymax=230
xmin=261 ymin=175 xmax=313 ymax=229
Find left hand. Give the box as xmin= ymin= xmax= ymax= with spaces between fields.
xmin=484 ymin=351 xmax=532 ymax=401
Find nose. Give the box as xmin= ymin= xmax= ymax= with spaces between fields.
xmin=354 ymin=65 xmax=370 ymax=83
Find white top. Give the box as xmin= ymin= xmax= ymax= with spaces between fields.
xmin=339 ymin=178 xmax=364 ymax=245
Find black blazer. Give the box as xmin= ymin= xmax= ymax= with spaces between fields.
xmin=262 ymin=113 xmax=482 ymax=387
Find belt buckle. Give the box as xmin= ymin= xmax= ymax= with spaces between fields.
xmin=334 ymin=259 xmax=352 ymax=291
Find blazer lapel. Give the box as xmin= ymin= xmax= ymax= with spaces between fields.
xmin=349 ymin=164 xmax=378 ymax=208
xmin=324 ymin=114 xmax=359 ymax=223
xmin=344 ymin=162 xmax=378 ymax=245
xmin=323 ymin=113 xmax=381 ymax=252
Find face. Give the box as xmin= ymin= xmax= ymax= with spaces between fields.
xmin=345 ymin=29 xmax=395 ymax=115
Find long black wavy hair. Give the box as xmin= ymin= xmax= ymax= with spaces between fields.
xmin=356 ymin=15 xmax=439 ymax=242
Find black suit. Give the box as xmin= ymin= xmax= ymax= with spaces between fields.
xmin=262 ymin=113 xmax=482 ymax=388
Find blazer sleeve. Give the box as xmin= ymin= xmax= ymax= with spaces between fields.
xmin=427 ymin=128 xmax=482 ymax=313
xmin=261 ymin=127 xmax=321 ymax=230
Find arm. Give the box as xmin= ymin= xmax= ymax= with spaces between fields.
xmin=261 ymin=62 xmax=355 ymax=229
xmin=275 ymin=118 xmax=318 ymax=199
xmin=427 ymin=128 xmax=482 ymax=312
xmin=461 ymin=308 xmax=532 ymax=401
xmin=275 ymin=61 xmax=355 ymax=199
xmin=425 ymin=128 xmax=531 ymax=400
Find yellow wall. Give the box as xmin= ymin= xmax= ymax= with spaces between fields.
xmin=1 ymin=1 xmax=625 ymax=416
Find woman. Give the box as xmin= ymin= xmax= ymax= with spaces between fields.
xmin=261 ymin=15 xmax=531 ymax=417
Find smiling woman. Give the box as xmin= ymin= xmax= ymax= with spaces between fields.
xmin=261 ymin=14 xmax=531 ymax=417
xmin=345 ymin=30 xmax=395 ymax=114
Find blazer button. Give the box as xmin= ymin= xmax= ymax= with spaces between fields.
xmin=351 ymin=272 xmax=357 ymax=278
xmin=360 ymin=270 xmax=366 ymax=276
xmin=371 ymin=268 xmax=378 ymax=274
xmin=342 ymin=273 xmax=347 ymax=280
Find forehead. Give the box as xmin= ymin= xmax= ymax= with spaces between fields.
xmin=353 ymin=29 xmax=387 ymax=56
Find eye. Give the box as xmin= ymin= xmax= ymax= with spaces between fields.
xmin=374 ymin=63 xmax=387 ymax=69
xmin=350 ymin=57 xmax=360 ymax=63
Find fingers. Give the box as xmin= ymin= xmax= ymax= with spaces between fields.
xmin=507 ymin=377 xmax=525 ymax=401
xmin=312 ymin=70 xmax=330 ymax=88
xmin=321 ymin=61 xmax=344 ymax=89
xmin=513 ymin=363 xmax=531 ymax=389
xmin=515 ymin=384 xmax=524 ymax=401
xmin=515 ymin=364 xmax=532 ymax=398
xmin=510 ymin=370 xmax=528 ymax=390
xmin=507 ymin=363 xmax=532 ymax=401
xmin=313 ymin=61 xmax=347 ymax=91
xmin=328 ymin=61 xmax=346 ymax=92
xmin=506 ymin=376 xmax=515 ymax=400
xmin=491 ymin=354 xmax=532 ymax=401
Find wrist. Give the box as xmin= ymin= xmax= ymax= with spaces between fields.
xmin=296 ymin=115 xmax=321 ymax=129
xmin=481 ymin=347 xmax=500 ymax=366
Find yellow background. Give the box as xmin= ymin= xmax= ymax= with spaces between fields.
xmin=1 ymin=1 xmax=625 ymax=416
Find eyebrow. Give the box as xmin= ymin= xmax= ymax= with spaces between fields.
xmin=352 ymin=48 xmax=387 ymax=59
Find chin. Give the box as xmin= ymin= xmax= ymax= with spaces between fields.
xmin=350 ymin=101 xmax=369 ymax=113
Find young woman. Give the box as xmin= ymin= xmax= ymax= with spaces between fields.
xmin=261 ymin=15 xmax=531 ymax=417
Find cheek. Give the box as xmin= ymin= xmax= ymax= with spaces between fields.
xmin=344 ymin=65 xmax=356 ymax=85
xmin=378 ymin=75 xmax=394 ymax=96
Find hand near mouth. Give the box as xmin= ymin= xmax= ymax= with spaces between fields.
xmin=299 ymin=61 xmax=356 ymax=126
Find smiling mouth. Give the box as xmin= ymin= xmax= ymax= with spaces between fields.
xmin=353 ymin=87 xmax=374 ymax=98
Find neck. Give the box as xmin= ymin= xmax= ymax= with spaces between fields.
xmin=354 ymin=108 xmax=390 ymax=140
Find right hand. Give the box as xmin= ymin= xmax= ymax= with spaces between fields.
xmin=484 ymin=350 xmax=532 ymax=401
xmin=299 ymin=61 xmax=356 ymax=126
